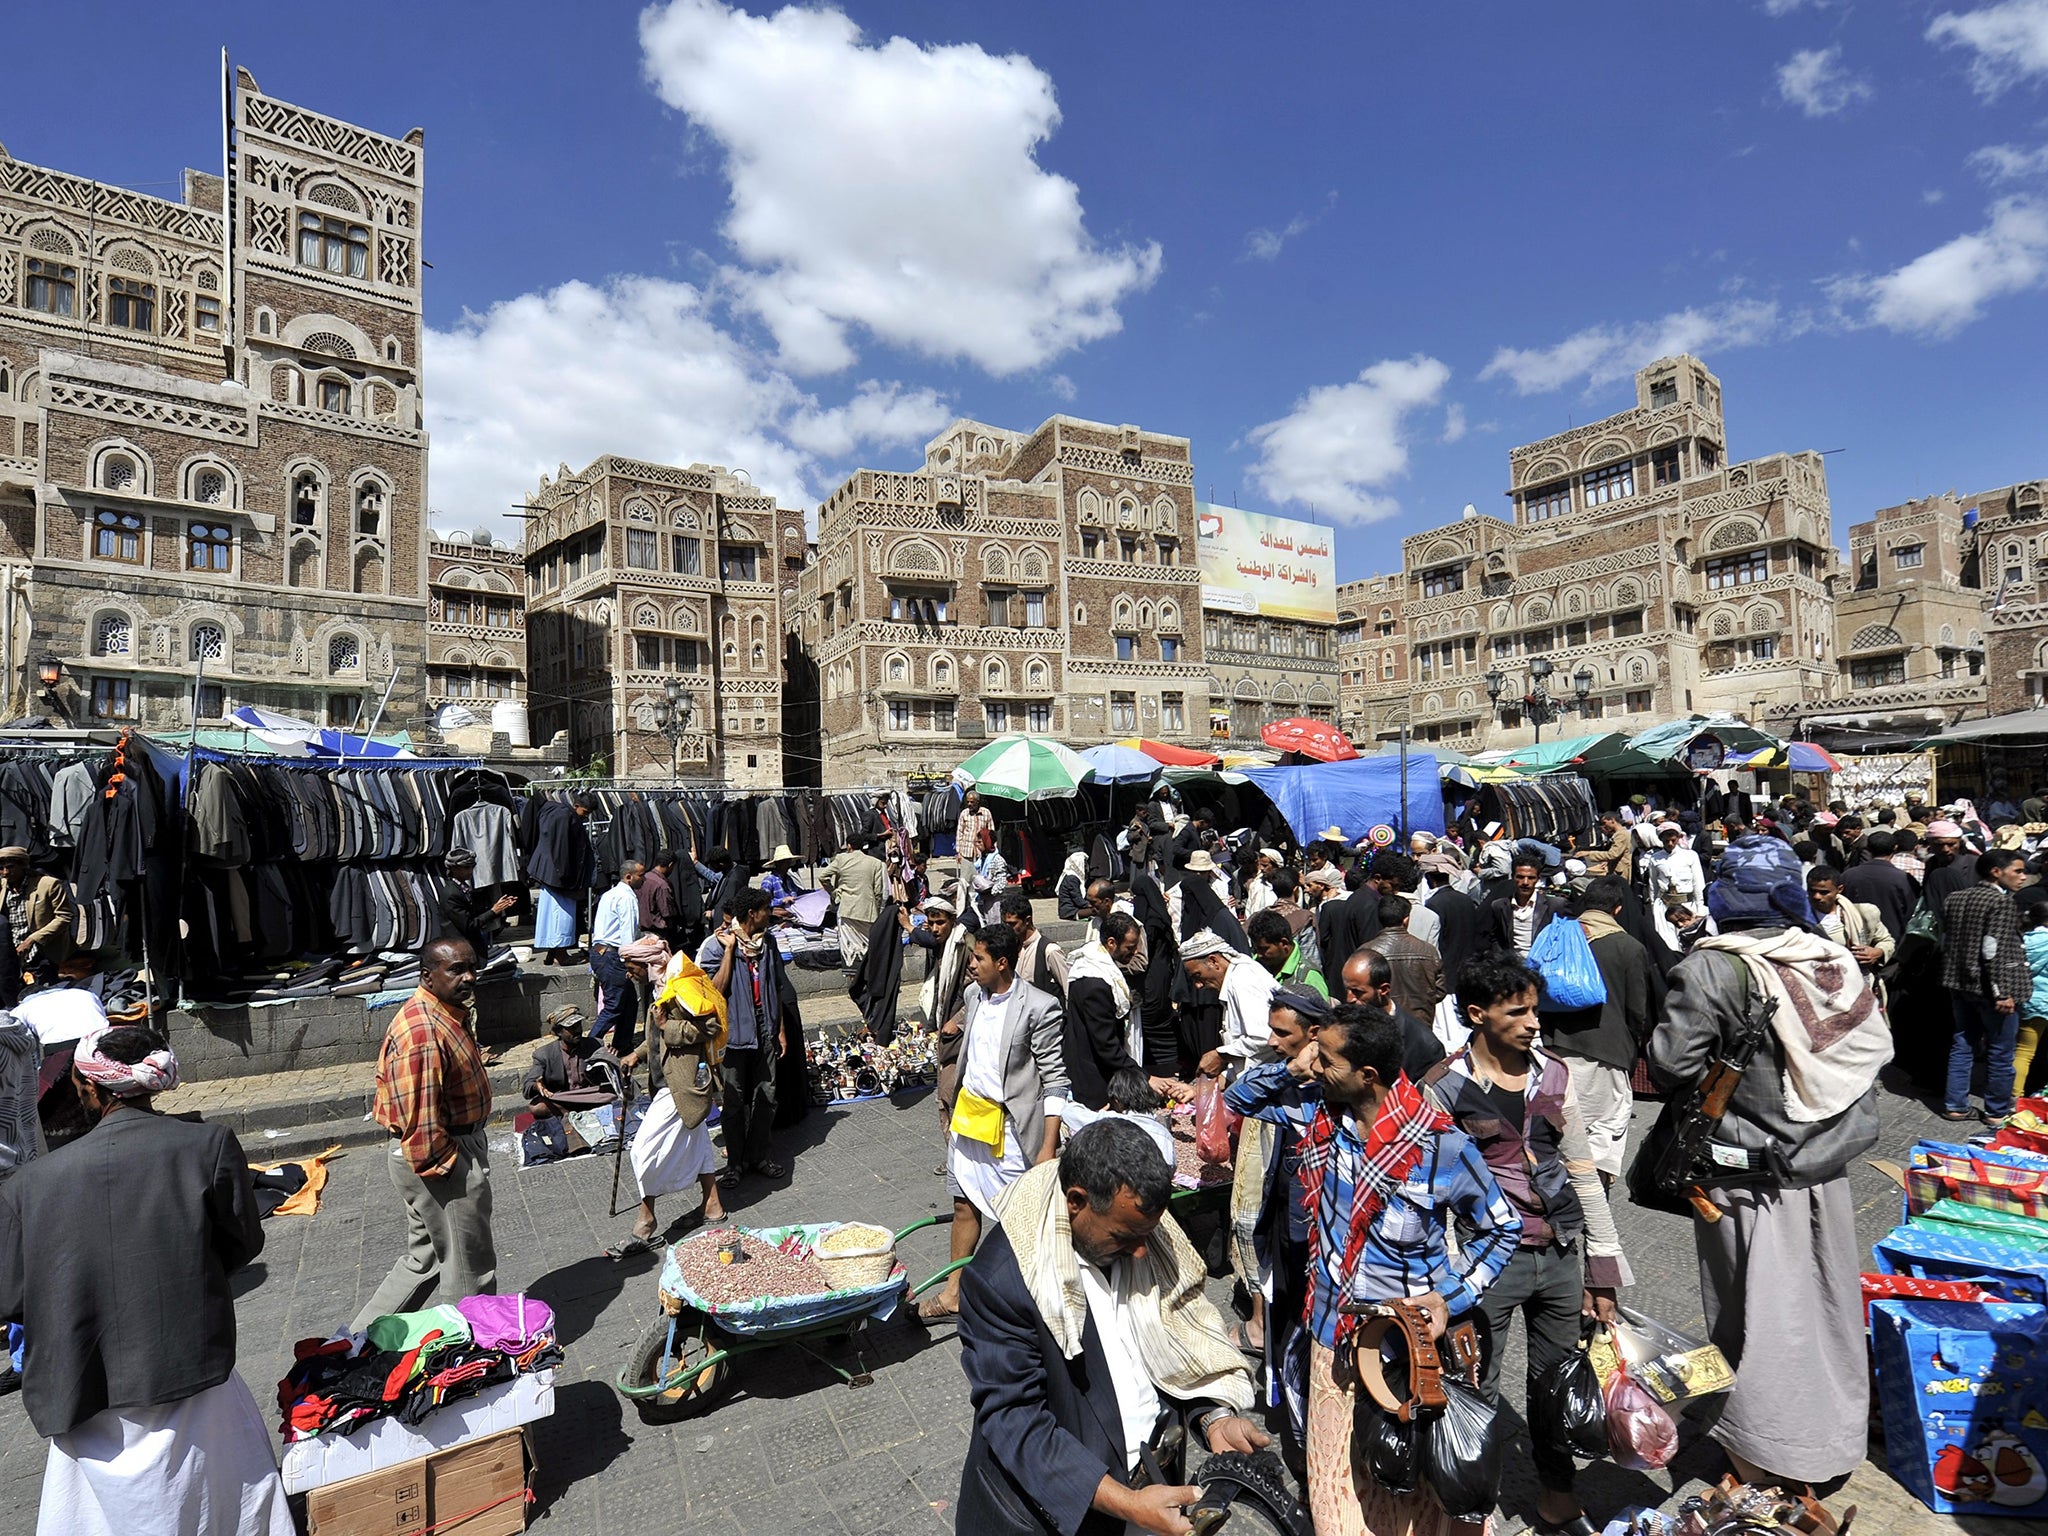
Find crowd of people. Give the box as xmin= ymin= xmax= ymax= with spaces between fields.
xmin=928 ymin=774 xmax=2010 ymax=1536
xmin=3 ymin=764 xmax=2029 ymax=1535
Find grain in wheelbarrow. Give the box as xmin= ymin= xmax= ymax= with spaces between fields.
xmin=816 ymin=1222 xmax=896 ymax=1289
xmin=672 ymin=1229 xmax=830 ymax=1305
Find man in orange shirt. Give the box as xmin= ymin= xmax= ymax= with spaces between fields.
xmin=352 ymin=938 xmax=496 ymax=1331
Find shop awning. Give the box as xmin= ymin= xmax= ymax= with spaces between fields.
xmin=1478 ymin=731 xmax=1637 ymax=774
xmin=1624 ymin=715 xmax=1781 ymax=767
xmin=1910 ymin=708 xmax=2048 ymax=746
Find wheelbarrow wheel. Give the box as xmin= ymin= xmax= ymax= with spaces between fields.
xmin=625 ymin=1309 xmax=728 ymax=1422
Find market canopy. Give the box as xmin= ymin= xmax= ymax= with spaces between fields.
xmin=1726 ymin=742 xmax=1844 ymax=774
xmin=1078 ymin=743 xmax=1164 ymax=783
xmin=1238 ymin=755 xmax=1446 ymax=844
xmin=1624 ymin=714 xmax=1781 ymax=769
xmin=953 ymin=733 xmax=1093 ymax=801
xmin=1910 ymin=709 xmax=2048 ymax=747
xmin=1475 ymin=731 xmax=1636 ymax=775
xmin=1260 ymin=717 xmax=1358 ymax=762
xmin=1115 ymin=737 xmax=1219 ymax=768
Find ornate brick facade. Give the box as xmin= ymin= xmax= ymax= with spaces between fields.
xmin=520 ymin=455 xmax=801 ymax=787
xmin=1355 ymin=356 xmax=1840 ymax=753
xmin=426 ymin=533 xmax=525 ymax=722
xmin=0 ymin=65 xmax=427 ymax=730
xmin=790 ymin=415 xmax=1212 ymax=787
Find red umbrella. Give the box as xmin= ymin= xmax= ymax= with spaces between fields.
xmin=1116 ymin=737 xmax=1221 ymax=768
xmin=1260 ymin=718 xmax=1359 ymax=763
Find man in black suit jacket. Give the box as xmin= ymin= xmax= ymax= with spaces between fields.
xmin=1422 ymin=860 xmax=1483 ymax=985
xmin=956 ymin=1121 xmax=1267 ymax=1535
xmin=1315 ymin=865 xmax=1380 ymax=975
xmin=1485 ymin=853 xmax=1566 ymax=958
xmin=0 ymin=1025 xmax=289 ymax=1523
xmin=1062 ymin=914 xmax=1145 ymax=1110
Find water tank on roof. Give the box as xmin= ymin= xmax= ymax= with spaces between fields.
xmin=444 ymin=530 xmax=471 ymax=544
xmin=492 ymin=697 xmax=530 ymax=749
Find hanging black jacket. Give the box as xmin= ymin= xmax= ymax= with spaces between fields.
xmin=526 ymin=799 xmax=595 ymax=894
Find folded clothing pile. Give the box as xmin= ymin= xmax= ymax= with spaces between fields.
xmin=277 ymin=1293 xmax=560 ymax=1442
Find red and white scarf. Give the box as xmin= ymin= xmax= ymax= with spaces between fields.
xmin=1298 ymin=1074 xmax=1451 ymax=1342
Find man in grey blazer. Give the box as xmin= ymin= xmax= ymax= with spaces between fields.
xmin=920 ymin=922 xmax=1069 ymax=1321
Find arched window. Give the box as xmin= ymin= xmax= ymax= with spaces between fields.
xmin=298 ymin=212 xmax=369 ymax=278
xmin=193 ymin=468 xmax=226 ymax=505
xmin=93 ymin=613 xmax=131 ymax=657
xmin=292 ymin=471 xmax=322 ymax=527
xmin=356 ymin=482 xmax=385 ymax=538
xmin=985 ymin=657 xmax=1009 ymax=692
xmin=191 ymin=623 xmax=225 ymax=662
xmin=1025 ymin=658 xmax=1049 ymax=691
xmin=932 ymin=656 xmax=954 ymax=688
xmin=329 ymin=634 xmax=362 ymax=674
xmin=886 ymin=652 xmax=908 ymax=683
xmin=100 ymin=453 xmax=137 ymax=491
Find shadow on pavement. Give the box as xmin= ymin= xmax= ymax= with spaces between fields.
xmin=528 ymin=1379 xmax=632 ymax=1514
xmin=530 ymin=1250 xmax=659 ymax=1346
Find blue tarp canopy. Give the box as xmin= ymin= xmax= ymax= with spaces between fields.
xmin=1239 ymin=755 xmax=1446 ymax=844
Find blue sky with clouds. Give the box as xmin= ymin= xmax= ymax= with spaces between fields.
xmin=13 ymin=1 xmax=2048 ymax=577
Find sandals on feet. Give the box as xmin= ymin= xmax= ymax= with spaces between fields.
xmin=757 ymin=1160 xmax=788 ymax=1180
xmin=717 ymin=1169 xmax=742 ymax=1191
xmin=916 ymin=1294 xmax=960 ymax=1322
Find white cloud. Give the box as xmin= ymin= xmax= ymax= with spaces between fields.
xmin=424 ymin=275 xmax=948 ymax=529
xmin=1441 ymin=403 xmax=1468 ymax=444
xmin=1925 ymin=188 xmax=1949 ymax=204
xmin=1777 ymin=46 xmax=1873 ymax=117
xmin=1929 ymin=0 xmax=2048 ymax=98
xmin=782 ymin=380 xmax=951 ymax=458
xmin=1972 ymin=140 xmax=2048 ymax=181
xmin=637 ymin=0 xmax=1160 ymax=375
xmin=1763 ymin=0 xmax=1824 ymax=12
xmin=1046 ymin=373 xmax=1078 ymax=402
xmin=1244 ymin=356 xmax=1451 ymax=525
xmin=1829 ymin=196 xmax=2048 ymax=335
xmin=1244 ymin=215 xmax=1312 ymax=263
xmin=1479 ymin=299 xmax=1790 ymax=395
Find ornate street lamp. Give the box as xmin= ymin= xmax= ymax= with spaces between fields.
xmin=653 ymin=680 xmax=694 ymax=781
xmin=1485 ymin=656 xmax=1596 ymax=745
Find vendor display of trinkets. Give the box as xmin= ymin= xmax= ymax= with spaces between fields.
xmin=1602 ymin=1475 xmax=1855 ymax=1533
xmin=806 ymin=1029 xmax=940 ymax=1104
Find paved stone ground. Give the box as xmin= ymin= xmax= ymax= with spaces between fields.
xmin=0 ymin=1071 xmax=2031 ymax=1534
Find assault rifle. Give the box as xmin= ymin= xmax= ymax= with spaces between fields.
xmin=1648 ymin=955 xmax=1786 ymax=1224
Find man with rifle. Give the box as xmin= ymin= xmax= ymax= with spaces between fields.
xmin=1645 ymin=834 xmax=1891 ymax=1495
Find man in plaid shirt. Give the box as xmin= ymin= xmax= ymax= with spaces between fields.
xmin=352 ymin=938 xmax=496 ymax=1332
xmin=1941 ymin=848 xmax=2034 ymax=1125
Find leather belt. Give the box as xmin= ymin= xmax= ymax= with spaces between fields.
xmin=1342 ymin=1300 xmax=1481 ymax=1422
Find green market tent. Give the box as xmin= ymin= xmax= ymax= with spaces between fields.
xmin=953 ymin=733 xmax=1094 ymax=801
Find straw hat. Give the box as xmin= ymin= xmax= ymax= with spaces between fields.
xmin=1317 ymin=826 xmax=1346 ymax=843
xmin=768 ymin=844 xmax=799 ymax=866
xmin=1184 ymin=849 xmax=1218 ymax=874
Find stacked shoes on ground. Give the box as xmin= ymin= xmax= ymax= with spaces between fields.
xmin=278 ymin=1293 xmax=559 ymax=1441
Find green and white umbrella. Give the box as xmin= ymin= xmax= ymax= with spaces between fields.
xmin=953 ymin=734 xmax=1094 ymax=801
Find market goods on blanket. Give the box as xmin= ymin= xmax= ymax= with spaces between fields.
xmin=671 ymin=1229 xmax=830 ymax=1303
xmin=1171 ymin=1121 xmax=1232 ymax=1190
xmin=1873 ymin=1298 xmax=2048 ymax=1516
xmin=815 ymin=1222 xmax=897 ymax=1289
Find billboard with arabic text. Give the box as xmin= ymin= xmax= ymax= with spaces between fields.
xmin=1195 ymin=502 xmax=1337 ymax=623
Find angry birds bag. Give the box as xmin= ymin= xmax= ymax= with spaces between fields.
xmin=1872 ymin=1298 xmax=2048 ymax=1515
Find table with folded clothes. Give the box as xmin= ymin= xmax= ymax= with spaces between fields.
xmin=276 ymin=1294 xmax=560 ymax=1495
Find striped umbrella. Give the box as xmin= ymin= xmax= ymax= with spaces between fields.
xmin=953 ymin=734 xmax=1094 ymax=801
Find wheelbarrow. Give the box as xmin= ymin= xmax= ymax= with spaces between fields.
xmin=616 ymin=1213 xmax=966 ymax=1422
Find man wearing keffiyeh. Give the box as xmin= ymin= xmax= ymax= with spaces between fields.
xmin=1295 ymin=1007 xmax=1520 ymax=1536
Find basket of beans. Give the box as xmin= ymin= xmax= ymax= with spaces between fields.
xmin=815 ymin=1222 xmax=897 ymax=1290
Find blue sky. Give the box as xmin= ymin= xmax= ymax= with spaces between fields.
xmin=13 ymin=1 xmax=2048 ymax=578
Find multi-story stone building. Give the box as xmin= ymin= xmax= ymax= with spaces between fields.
xmin=1803 ymin=492 xmax=1988 ymax=738
xmin=0 ymin=65 xmax=429 ymax=731
xmin=789 ymin=415 xmax=1212 ymax=787
xmin=1961 ymin=479 xmax=2048 ymax=715
xmin=1382 ymin=355 xmax=1838 ymax=753
xmin=1336 ymin=574 xmax=1409 ymax=746
xmin=426 ymin=530 xmax=525 ymax=722
xmin=520 ymin=455 xmax=803 ymax=786
xmin=1200 ymin=608 xmax=1339 ymax=747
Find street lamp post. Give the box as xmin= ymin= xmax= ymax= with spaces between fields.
xmin=653 ymin=681 xmax=694 ymax=782
xmin=1484 ymin=656 xmax=1596 ymax=745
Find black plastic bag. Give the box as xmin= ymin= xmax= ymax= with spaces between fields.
xmin=1352 ymin=1399 xmax=1420 ymax=1495
xmin=1421 ymin=1377 xmax=1502 ymax=1520
xmin=1528 ymin=1343 xmax=1609 ymax=1464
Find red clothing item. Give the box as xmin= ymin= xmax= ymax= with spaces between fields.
xmin=372 ymin=990 xmax=491 ymax=1177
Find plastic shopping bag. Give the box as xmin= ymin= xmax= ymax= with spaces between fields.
xmin=1421 ymin=1376 xmax=1503 ymax=1519
xmin=1352 ymin=1401 xmax=1420 ymax=1496
xmin=1526 ymin=916 xmax=1607 ymax=1011
xmin=1528 ymin=1334 xmax=1610 ymax=1464
xmin=1193 ymin=1078 xmax=1239 ymax=1166
xmin=1604 ymin=1361 xmax=1679 ymax=1471
xmin=1593 ymin=1305 xmax=1736 ymax=1405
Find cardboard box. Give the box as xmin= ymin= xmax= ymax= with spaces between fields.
xmin=305 ymin=1427 xmax=530 ymax=1536
xmin=282 ymin=1370 xmax=554 ymax=1494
